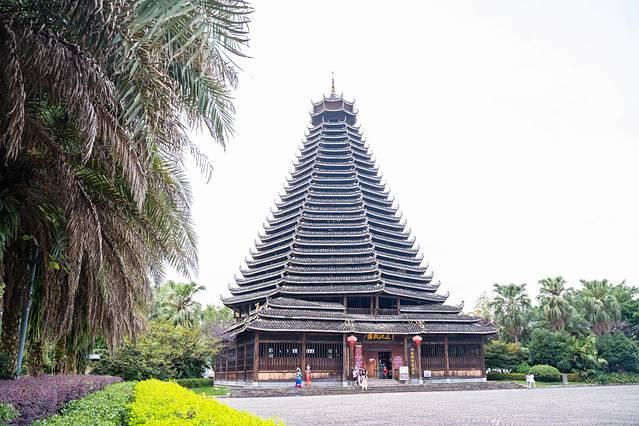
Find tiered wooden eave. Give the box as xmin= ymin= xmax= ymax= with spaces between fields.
xmin=222 ymin=92 xmax=496 ymax=338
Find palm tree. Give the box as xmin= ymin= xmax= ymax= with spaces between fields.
xmin=489 ymin=283 xmax=531 ymax=343
xmin=537 ymin=276 xmax=571 ymax=331
xmin=158 ymin=281 xmax=206 ymax=328
xmin=0 ymin=0 xmax=251 ymax=372
xmin=579 ymin=280 xmax=621 ymax=336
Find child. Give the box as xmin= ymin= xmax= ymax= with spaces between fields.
xmin=295 ymin=367 xmax=302 ymax=388
xmin=360 ymin=374 xmax=368 ymax=392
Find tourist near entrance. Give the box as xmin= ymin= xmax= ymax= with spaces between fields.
xmin=215 ymin=82 xmax=496 ymax=386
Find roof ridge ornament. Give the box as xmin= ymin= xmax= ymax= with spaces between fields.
xmin=331 ymin=71 xmax=336 ymax=96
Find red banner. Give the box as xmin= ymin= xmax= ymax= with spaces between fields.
xmin=354 ymin=344 xmax=363 ymax=369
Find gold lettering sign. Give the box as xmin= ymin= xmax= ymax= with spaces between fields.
xmin=366 ymin=333 xmax=392 ymax=340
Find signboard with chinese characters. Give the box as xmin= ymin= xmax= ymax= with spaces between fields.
xmin=399 ymin=366 xmax=409 ymax=381
xmin=365 ymin=333 xmax=392 ymax=340
xmin=354 ymin=344 xmax=363 ymax=369
xmin=423 ymin=370 xmax=432 ymax=378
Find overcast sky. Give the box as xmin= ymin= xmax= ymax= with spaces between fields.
xmin=170 ymin=1 xmax=639 ymax=309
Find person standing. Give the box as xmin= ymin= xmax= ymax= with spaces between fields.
xmin=305 ymin=364 xmax=312 ymax=386
xmin=295 ymin=367 xmax=302 ymax=388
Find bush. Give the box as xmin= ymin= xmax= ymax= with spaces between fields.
xmin=596 ymin=333 xmax=639 ymax=373
xmin=0 ymin=374 xmax=121 ymax=425
xmin=566 ymin=373 xmax=584 ymax=383
xmin=34 ymin=382 xmax=134 ymax=426
xmin=0 ymin=403 xmax=19 ymax=424
xmin=174 ymin=378 xmax=213 ymax=389
xmin=529 ymin=364 xmax=561 ymax=382
xmin=582 ymin=371 xmax=639 ymax=384
xmin=93 ymin=322 xmax=216 ymax=381
xmin=486 ymin=372 xmax=526 ymax=381
xmin=514 ymin=362 xmax=531 ymax=374
xmin=129 ymin=379 xmax=281 ymax=425
xmin=484 ymin=341 xmax=529 ymax=370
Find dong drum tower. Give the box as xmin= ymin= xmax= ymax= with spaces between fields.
xmin=217 ymin=84 xmax=496 ymax=385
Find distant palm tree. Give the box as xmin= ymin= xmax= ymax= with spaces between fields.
xmin=538 ymin=276 xmax=571 ymax=331
xmin=159 ymin=281 xmax=206 ymax=328
xmin=489 ymin=283 xmax=531 ymax=343
xmin=579 ymin=280 xmax=621 ymax=335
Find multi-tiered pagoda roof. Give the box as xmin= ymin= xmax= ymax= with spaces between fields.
xmin=223 ymin=88 xmax=495 ymax=337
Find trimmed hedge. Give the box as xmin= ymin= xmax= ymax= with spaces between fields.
xmin=0 ymin=374 xmax=121 ymax=425
xmin=529 ymin=364 xmax=561 ymax=382
xmin=129 ymin=379 xmax=281 ymax=425
xmin=566 ymin=373 xmax=584 ymax=383
xmin=584 ymin=372 xmax=639 ymax=384
xmin=487 ymin=372 xmax=526 ymax=381
xmin=173 ymin=378 xmax=213 ymax=389
xmin=34 ymin=382 xmax=135 ymax=426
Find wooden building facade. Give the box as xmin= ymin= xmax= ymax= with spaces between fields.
xmin=217 ymin=86 xmax=495 ymax=384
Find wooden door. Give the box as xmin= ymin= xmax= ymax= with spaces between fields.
xmin=366 ymin=353 xmax=377 ymax=377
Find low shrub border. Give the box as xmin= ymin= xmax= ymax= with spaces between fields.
xmin=486 ymin=372 xmax=526 ymax=381
xmin=174 ymin=378 xmax=214 ymax=388
xmin=34 ymin=381 xmax=135 ymax=426
xmin=129 ymin=379 xmax=281 ymax=425
xmin=0 ymin=374 xmax=121 ymax=425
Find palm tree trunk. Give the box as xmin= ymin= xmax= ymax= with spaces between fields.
xmin=54 ymin=338 xmax=67 ymax=373
xmin=0 ymin=275 xmax=25 ymax=375
xmin=27 ymin=339 xmax=44 ymax=376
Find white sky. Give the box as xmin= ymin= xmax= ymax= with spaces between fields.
xmin=171 ymin=1 xmax=639 ymax=308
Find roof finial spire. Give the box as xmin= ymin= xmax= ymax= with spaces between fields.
xmin=331 ymin=71 xmax=335 ymax=96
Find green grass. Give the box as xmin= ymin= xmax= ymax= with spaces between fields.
xmin=190 ymin=385 xmax=230 ymax=397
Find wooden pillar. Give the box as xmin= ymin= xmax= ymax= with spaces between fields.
xmin=480 ymin=336 xmax=486 ymax=377
xmin=403 ymin=336 xmax=409 ymax=381
xmin=370 ymin=296 xmax=374 ymax=311
xmin=301 ymin=333 xmax=307 ymax=371
xmin=375 ymin=296 xmax=379 ymax=310
xmin=225 ymin=350 xmax=229 ymax=381
xmin=234 ymin=343 xmax=238 ymax=381
xmin=416 ymin=343 xmax=423 ymax=384
xmin=396 ymin=297 xmax=400 ymax=314
xmin=444 ymin=335 xmax=450 ymax=377
xmin=253 ymin=332 xmax=260 ymax=383
xmin=342 ymin=334 xmax=349 ymax=386
xmin=243 ymin=339 xmax=248 ymax=382
xmin=343 ymin=296 xmax=347 ymax=308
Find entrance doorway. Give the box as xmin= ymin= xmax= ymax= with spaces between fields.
xmin=377 ymin=351 xmax=392 ymax=379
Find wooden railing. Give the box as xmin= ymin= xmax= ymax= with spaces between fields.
xmin=345 ymin=308 xmax=398 ymax=316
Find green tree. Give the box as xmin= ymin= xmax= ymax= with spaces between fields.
xmin=528 ymin=329 xmax=574 ymax=371
xmin=157 ymin=281 xmax=206 ymax=328
xmin=92 ymin=321 xmax=217 ymax=380
xmin=0 ymin=0 xmax=250 ymax=372
xmin=472 ymin=291 xmax=494 ymax=322
xmin=489 ymin=283 xmax=531 ymax=343
xmin=579 ymin=280 xmax=622 ymax=336
xmin=611 ymin=282 xmax=639 ymax=339
xmin=537 ymin=276 xmax=571 ymax=331
xmin=596 ymin=333 xmax=639 ymax=373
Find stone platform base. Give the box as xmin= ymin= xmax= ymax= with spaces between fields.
xmin=229 ymin=381 xmax=523 ymax=398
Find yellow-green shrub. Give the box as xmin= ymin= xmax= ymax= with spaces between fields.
xmin=129 ymin=379 xmax=281 ymax=426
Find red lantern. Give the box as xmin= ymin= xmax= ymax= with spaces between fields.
xmin=347 ymin=335 xmax=358 ymax=346
xmin=412 ymin=335 xmax=423 ymax=346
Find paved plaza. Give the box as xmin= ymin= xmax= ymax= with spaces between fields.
xmin=222 ymin=385 xmax=639 ymax=425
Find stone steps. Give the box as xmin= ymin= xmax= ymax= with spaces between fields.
xmin=230 ymin=381 xmax=523 ymax=398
